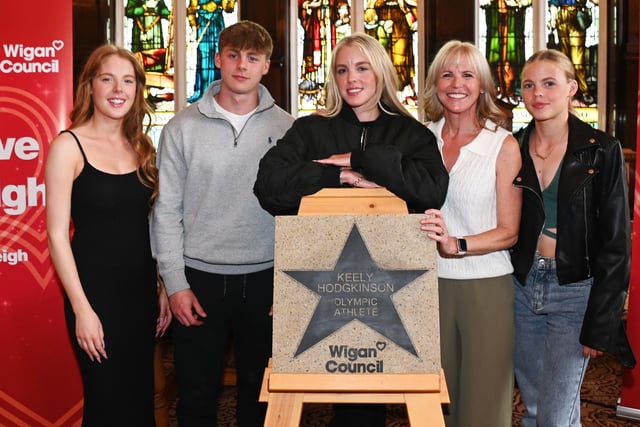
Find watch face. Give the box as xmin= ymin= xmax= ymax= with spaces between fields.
xmin=458 ymin=238 xmax=467 ymax=253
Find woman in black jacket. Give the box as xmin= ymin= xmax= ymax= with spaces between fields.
xmin=511 ymin=49 xmax=635 ymax=427
xmin=253 ymin=32 xmax=448 ymax=217
xmin=254 ymin=32 xmax=448 ymax=427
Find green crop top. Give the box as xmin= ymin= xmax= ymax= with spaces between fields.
xmin=542 ymin=167 xmax=560 ymax=239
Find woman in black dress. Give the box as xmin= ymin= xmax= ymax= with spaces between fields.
xmin=46 ymin=45 xmax=171 ymax=427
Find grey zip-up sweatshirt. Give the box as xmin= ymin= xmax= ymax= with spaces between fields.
xmin=150 ymin=81 xmax=294 ymax=296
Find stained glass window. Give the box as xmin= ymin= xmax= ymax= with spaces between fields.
xmin=479 ymin=0 xmax=601 ymax=130
xmin=364 ymin=0 xmax=419 ymax=115
xmin=294 ymin=0 xmax=420 ymax=116
xmin=123 ymin=0 xmax=175 ymax=110
xmin=122 ymin=1 xmax=239 ymax=143
xmin=296 ymin=0 xmax=350 ymax=113
xmin=186 ymin=0 xmax=238 ymax=103
xmin=547 ymin=0 xmax=599 ymax=126
xmin=479 ymin=0 xmax=533 ymax=105
xmin=123 ymin=0 xmax=175 ymax=144
xmin=479 ymin=0 xmax=533 ymax=131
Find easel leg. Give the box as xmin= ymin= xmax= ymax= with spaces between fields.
xmin=405 ymin=393 xmax=446 ymax=426
xmin=264 ymin=392 xmax=305 ymax=427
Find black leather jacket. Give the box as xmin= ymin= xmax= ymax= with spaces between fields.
xmin=511 ymin=114 xmax=636 ymax=368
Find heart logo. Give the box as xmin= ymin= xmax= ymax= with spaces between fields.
xmin=52 ymin=40 xmax=64 ymax=51
xmin=376 ymin=341 xmax=387 ymax=351
xmin=0 ymin=86 xmax=59 ymax=290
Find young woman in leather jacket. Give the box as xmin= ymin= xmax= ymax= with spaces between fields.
xmin=511 ymin=49 xmax=636 ymax=427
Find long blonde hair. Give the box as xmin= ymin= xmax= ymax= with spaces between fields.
xmin=423 ymin=40 xmax=509 ymax=129
xmin=71 ymin=44 xmax=158 ymax=203
xmin=319 ymin=33 xmax=412 ymax=118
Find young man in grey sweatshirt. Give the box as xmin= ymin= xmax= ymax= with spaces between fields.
xmin=149 ymin=20 xmax=293 ymax=427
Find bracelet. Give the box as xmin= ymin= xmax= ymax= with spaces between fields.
xmin=353 ymin=177 xmax=363 ymax=187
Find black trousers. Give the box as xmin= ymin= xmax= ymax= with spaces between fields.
xmin=173 ymin=267 xmax=273 ymax=427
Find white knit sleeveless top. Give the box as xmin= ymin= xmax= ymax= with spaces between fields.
xmin=428 ymin=118 xmax=514 ymax=280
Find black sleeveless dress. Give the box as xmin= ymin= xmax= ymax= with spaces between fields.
xmin=62 ymin=130 xmax=157 ymax=427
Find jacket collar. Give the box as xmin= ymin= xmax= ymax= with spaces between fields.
xmin=566 ymin=113 xmax=601 ymax=154
xmin=338 ymin=103 xmax=394 ymax=127
xmin=518 ymin=113 xmax=600 ymax=157
xmin=515 ymin=114 xmax=601 ymax=196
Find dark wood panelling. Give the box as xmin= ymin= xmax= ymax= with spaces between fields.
xmin=241 ymin=0 xmax=290 ymax=111
xmin=612 ymin=0 xmax=639 ymax=149
xmin=72 ymin=0 xmax=110 ymax=91
xmin=430 ymin=0 xmax=475 ymax=60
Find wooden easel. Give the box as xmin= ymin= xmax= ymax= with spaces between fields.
xmin=259 ymin=360 xmax=449 ymax=426
xmin=259 ymin=188 xmax=449 ymax=426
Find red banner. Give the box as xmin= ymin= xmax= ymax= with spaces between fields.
xmin=0 ymin=1 xmax=83 ymax=426
xmin=619 ymin=9 xmax=640 ymax=417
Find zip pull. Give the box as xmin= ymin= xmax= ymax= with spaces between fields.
xmin=360 ymin=127 xmax=368 ymax=151
xmin=231 ymin=123 xmax=239 ymax=147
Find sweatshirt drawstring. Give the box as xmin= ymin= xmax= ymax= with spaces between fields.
xmin=223 ymin=275 xmax=227 ymax=297
xmin=242 ymin=274 xmax=247 ymax=299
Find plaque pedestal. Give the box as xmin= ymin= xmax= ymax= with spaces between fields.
xmin=260 ymin=188 xmax=449 ymax=426
xmin=297 ymin=188 xmax=408 ymax=215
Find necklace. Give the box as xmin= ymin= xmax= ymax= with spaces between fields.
xmin=531 ymin=128 xmax=568 ymax=161
xmin=532 ymin=144 xmax=556 ymax=160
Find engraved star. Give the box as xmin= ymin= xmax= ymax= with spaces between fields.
xmin=284 ymin=224 xmax=429 ymax=357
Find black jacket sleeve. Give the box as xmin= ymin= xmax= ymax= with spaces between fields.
xmin=353 ymin=118 xmax=448 ymax=212
xmin=253 ymin=119 xmax=340 ymax=216
xmin=254 ymin=111 xmax=449 ymax=216
xmin=579 ymin=131 xmax=635 ymax=368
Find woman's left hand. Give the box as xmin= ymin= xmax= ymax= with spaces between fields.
xmin=156 ymin=283 xmax=172 ymax=337
xmin=313 ymin=153 xmax=352 ymax=168
xmin=583 ymin=345 xmax=604 ymax=359
xmin=340 ymin=169 xmax=381 ymax=188
xmin=420 ymin=208 xmax=458 ymax=256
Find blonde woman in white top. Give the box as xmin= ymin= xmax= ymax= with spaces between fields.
xmin=419 ymin=40 xmax=522 ymax=427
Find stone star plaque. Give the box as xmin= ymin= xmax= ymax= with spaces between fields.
xmin=272 ymin=215 xmax=440 ymax=374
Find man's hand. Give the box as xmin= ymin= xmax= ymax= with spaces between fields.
xmin=169 ymin=289 xmax=207 ymax=326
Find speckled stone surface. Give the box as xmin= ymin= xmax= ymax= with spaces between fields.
xmin=272 ymin=214 xmax=440 ymax=374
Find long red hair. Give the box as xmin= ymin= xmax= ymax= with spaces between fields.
xmin=70 ymin=44 xmax=158 ymax=203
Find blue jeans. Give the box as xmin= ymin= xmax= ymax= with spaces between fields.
xmin=514 ymin=256 xmax=591 ymax=427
